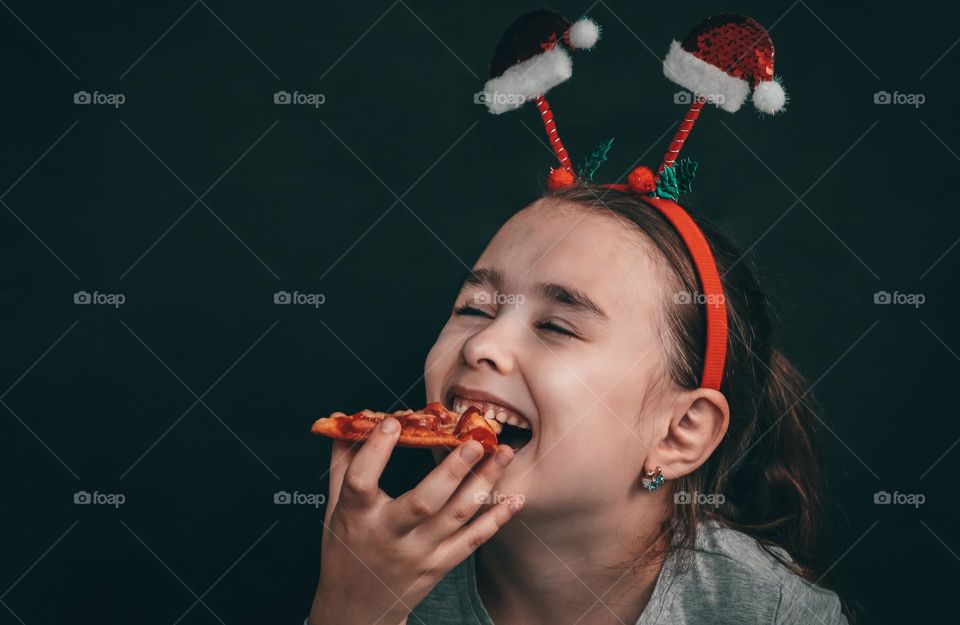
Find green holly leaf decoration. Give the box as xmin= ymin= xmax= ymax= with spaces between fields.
xmin=577 ymin=137 xmax=615 ymax=182
xmin=653 ymin=164 xmax=680 ymax=200
xmin=653 ymin=157 xmax=699 ymax=200
xmin=674 ymin=157 xmax=699 ymax=195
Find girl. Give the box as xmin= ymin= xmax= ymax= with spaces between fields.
xmin=308 ymin=10 xmax=849 ymax=625
xmin=306 ymin=185 xmax=849 ymax=624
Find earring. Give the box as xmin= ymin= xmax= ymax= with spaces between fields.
xmin=641 ymin=466 xmax=665 ymax=492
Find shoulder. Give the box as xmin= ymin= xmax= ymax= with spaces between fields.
xmin=659 ymin=522 xmax=848 ymax=625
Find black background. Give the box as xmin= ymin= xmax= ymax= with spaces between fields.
xmin=1 ymin=1 xmax=957 ymax=623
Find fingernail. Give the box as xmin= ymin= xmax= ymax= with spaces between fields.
xmin=381 ymin=417 xmax=399 ymax=433
xmin=495 ymin=447 xmax=513 ymax=466
xmin=460 ymin=441 xmax=482 ymax=462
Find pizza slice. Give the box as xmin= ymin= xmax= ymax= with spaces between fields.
xmin=311 ymin=402 xmax=501 ymax=454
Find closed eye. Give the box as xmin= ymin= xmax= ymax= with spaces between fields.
xmin=453 ymin=304 xmax=492 ymax=318
xmin=455 ymin=305 xmax=581 ymax=340
xmin=535 ymin=321 xmax=579 ymax=339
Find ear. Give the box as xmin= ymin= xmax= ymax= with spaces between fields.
xmin=649 ymin=388 xmax=729 ymax=479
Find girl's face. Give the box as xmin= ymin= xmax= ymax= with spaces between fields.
xmin=425 ymin=199 xmax=676 ymax=518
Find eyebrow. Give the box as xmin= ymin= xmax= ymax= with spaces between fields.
xmin=459 ymin=267 xmax=609 ymax=321
xmin=461 ymin=266 xmax=505 ymax=290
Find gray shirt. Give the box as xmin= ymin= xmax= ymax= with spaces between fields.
xmin=409 ymin=522 xmax=848 ymax=625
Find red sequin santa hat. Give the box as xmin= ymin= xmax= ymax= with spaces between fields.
xmin=663 ymin=14 xmax=786 ymax=116
xmin=480 ymin=12 xmax=788 ymax=391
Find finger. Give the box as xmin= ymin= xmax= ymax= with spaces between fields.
xmin=338 ymin=417 xmax=400 ymax=510
xmin=324 ymin=439 xmax=361 ymax=523
xmin=421 ymin=445 xmax=516 ymax=537
xmin=389 ymin=440 xmax=485 ymax=533
xmin=437 ymin=498 xmax=524 ymax=567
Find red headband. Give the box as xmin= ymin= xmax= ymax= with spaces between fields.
xmin=607 ymin=193 xmax=727 ymax=391
xmin=481 ymin=12 xmax=786 ymax=390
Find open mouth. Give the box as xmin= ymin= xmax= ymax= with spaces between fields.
xmin=450 ymin=395 xmax=534 ymax=452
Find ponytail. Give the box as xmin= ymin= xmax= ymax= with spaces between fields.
xmin=720 ymin=349 xmax=827 ymax=581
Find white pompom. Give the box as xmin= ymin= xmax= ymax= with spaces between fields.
xmin=567 ymin=18 xmax=600 ymax=49
xmin=752 ymin=79 xmax=787 ymax=114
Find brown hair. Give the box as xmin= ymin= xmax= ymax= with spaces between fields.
xmin=543 ymin=184 xmax=833 ymax=585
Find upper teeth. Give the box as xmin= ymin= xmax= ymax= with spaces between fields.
xmin=452 ymin=396 xmax=531 ymax=430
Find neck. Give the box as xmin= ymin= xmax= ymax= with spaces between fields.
xmin=475 ymin=501 xmax=669 ymax=625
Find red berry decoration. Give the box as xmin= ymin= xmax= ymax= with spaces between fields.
xmin=547 ymin=167 xmax=576 ymax=190
xmin=627 ymin=166 xmax=656 ymax=194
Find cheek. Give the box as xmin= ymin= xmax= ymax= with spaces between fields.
xmin=533 ymin=339 xmax=659 ymax=464
xmin=423 ymin=321 xmax=462 ymax=402
xmin=533 ymin=333 xmax=650 ymax=424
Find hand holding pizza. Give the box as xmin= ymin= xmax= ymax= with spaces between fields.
xmin=307 ymin=416 xmax=522 ymax=625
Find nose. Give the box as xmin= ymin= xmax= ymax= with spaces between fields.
xmin=461 ymin=318 xmax=517 ymax=375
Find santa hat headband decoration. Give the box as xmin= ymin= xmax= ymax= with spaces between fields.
xmin=481 ymin=9 xmax=600 ymax=188
xmin=657 ymin=14 xmax=786 ymax=174
xmin=664 ymin=14 xmax=786 ymax=115
xmin=479 ymin=12 xmax=787 ymax=391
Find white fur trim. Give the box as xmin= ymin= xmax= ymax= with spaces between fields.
xmin=482 ymin=47 xmax=572 ymax=114
xmin=752 ymin=79 xmax=787 ymax=114
xmin=568 ymin=18 xmax=599 ymax=49
xmin=662 ymin=40 xmax=748 ymax=113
